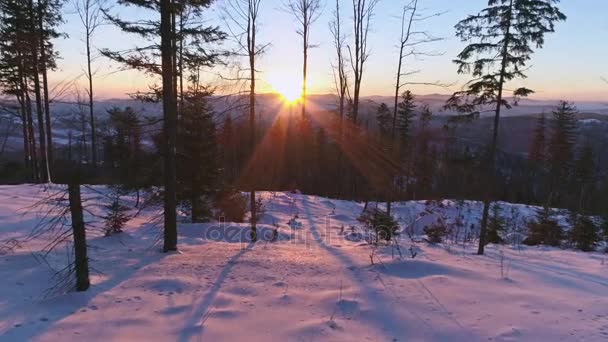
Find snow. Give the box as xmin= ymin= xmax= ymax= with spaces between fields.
xmin=1 ymin=186 xmax=607 ymax=341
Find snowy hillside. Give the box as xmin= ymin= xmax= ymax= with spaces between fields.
xmin=1 ymin=185 xmax=607 ymax=341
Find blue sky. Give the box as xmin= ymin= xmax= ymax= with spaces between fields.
xmin=53 ymin=0 xmax=608 ymax=101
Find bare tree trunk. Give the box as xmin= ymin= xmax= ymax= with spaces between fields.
xmin=478 ymin=0 xmax=513 ymax=256
xmin=248 ymin=1 xmax=258 ymax=242
xmin=38 ymin=1 xmax=53 ymax=180
xmin=161 ymin=0 xmax=178 ymax=252
xmin=24 ymin=85 xmax=38 ymax=181
xmin=86 ymin=22 xmax=97 ymax=168
xmin=27 ymin=0 xmax=48 ymax=183
xmin=68 ymin=183 xmax=90 ymax=292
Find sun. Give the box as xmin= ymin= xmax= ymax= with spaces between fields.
xmin=275 ymin=83 xmax=302 ymax=103
xmin=266 ymin=73 xmax=302 ymax=104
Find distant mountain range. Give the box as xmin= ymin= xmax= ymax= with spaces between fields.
xmin=44 ymin=93 xmax=607 ymax=120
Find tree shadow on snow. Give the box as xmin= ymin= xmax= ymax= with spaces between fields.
xmin=176 ymin=243 xmax=254 ymax=342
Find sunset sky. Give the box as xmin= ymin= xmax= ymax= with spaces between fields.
xmin=53 ymin=0 xmax=607 ymax=101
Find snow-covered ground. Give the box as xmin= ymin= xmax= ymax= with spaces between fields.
xmin=1 ymin=185 xmax=607 ymax=341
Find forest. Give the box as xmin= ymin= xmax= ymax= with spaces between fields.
xmin=0 ymin=0 xmax=607 ymax=340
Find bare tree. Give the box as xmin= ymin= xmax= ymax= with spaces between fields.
xmin=75 ymin=0 xmax=106 ymax=169
xmin=329 ymin=0 xmax=348 ymax=121
xmin=348 ymin=0 xmax=379 ymax=125
xmin=284 ymin=0 xmax=323 ymax=119
xmin=386 ymin=0 xmax=444 ymax=215
xmin=223 ymin=0 xmax=265 ymax=242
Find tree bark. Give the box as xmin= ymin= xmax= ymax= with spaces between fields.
xmin=248 ymin=0 xmax=258 ymax=243
xmin=38 ymin=1 xmax=53 ymax=179
xmin=68 ymin=183 xmax=90 ymax=292
xmin=478 ymin=0 xmax=513 ymax=256
xmin=161 ymin=0 xmax=178 ymax=252
xmin=86 ymin=19 xmax=97 ymax=169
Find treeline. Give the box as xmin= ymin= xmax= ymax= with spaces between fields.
xmin=0 ymin=0 xmax=63 ymax=183
xmin=0 ymin=0 xmax=606 ymax=257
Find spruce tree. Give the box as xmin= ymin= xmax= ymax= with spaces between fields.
xmin=529 ymin=113 xmax=547 ymax=165
xmin=376 ymin=103 xmax=392 ymax=137
xmin=414 ymin=106 xmax=435 ymax=197
xmin=548 ymin=101 xmax=578 ymax=206
xmin=486 ymin=203 xmax=504 ymax=245
xmin=568 ymin=214 xmax=598 ymax=252
xmin=446 ymin=0 xmax=566 ymax=255
xmin=574 ymin=142 xmax=595 ymax=211
xmin=177 ymin=91 xmax=219 ymax=223
xmin=397 ymin=90 xmax=416 ymax=152
xmin=523 ymin=205 xmax=562 ymax=247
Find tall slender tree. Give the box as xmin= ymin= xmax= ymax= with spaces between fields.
xmin=75 ymin=0 xmax=106 ymax=168
xmin=446 ymin=0 xmax=566 ymax=255
xmin=348 ymin=0 xmax=378 ymax=124
xmin=329 ymin=0 xmax=348 ymax=123
xmin=160 ymin=0 xmax=178 ymax=252
xmin=224 ymin=0 xmax=264 ymax=242
xmin=284 ymin=0 xmax=322 ymax=119
xmin=529 ymin=113 xmax=547 ymax=164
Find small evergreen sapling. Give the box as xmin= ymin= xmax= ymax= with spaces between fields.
xmin=569 ymin=214 xmax=599 ymax=252
xmin=523 ymin=206 xmax=562 ymax=247
xmin=103 ymin=196 xmax=130 ymax=236
xmin=357 ymin=208 xmax=399 ymax=243
xmin=486 ymin=203 xmax=504 ymax=245
xmin=423 ymin=218 xmax=450 ymax=244
xmin=215 ymin=190 xmax=247 ymax=223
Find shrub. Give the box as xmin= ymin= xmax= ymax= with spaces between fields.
xmin=569 ymin=214 xmax=599 ymax=252
xmin=423 ymin=218 xmax=449 ymax=244
xmin=523 ymin=206 xmax=562 ymax=247
xmin=215 ymin=190 xmax=247 ymax=223
xmin=103 ymin=197 xmax=130 ymax=236
xmin=357 ymin=207 xmax=399 ymax=243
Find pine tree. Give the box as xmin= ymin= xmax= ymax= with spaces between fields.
xmin=523 ymin=205 xmax=562 ymax=247
xmin=177 ymin=91 xmax=219 ymax=223
xmin=105 ymin=107 xmax=145 ymax=190
xmin=102 ymin=0 xmax=226 ymax=101
xmin=574 ymin=142 xmax=595 ymax=211
xmin=414 ymin=106 xmax=435 ymax=198
xmin=446 ymin=0 xmax=566 ymax=255
xmin=568 ymin=213 xmax=598 ymax=252
xmin=103 ymin=195 xmax=130 ymax=236
xmin=548 ymin=101 xmax=578 ymax=206
xmin=397 ymin=90 xmax=416 ymax=152
xmin=548 ymin=101 xmax=577 ymax=177
xmin=529 ymin=113 xmax=547 ymax=164
xmin=376 ymin=103 xmax=391 ymax=136
xmin=486 ymin=203 xmax=504 ymax=245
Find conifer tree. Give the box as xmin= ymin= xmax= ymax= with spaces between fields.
xmin=397 ymin=90 xmax=416 ymax=152
xmin=177 ymin=91 xmax=219 ymax=223
xmin=529 ymin=113 xmax=547 ymax=165
xmin=376 ymin=103 xmax=391 ymax=137
xmin=573 ymin=142 xmax=595 ymax=211
xmin=486 ymin=203 xmax=504 ymax=245
xmin=568 ymin=213 xmax=598 ymax=252
xmin=548 ymin=101 xmax=577 ymax=205
xmin=446 ymin=0 xmax=566 ymax=255
xmin=414 ymin=105 xmax=435 ymax=197
xmin=523 ymin=205 xmax=562 ymax=247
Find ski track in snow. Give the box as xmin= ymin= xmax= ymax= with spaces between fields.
xmin=0 ymin=185 xmax=607 ymax=341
